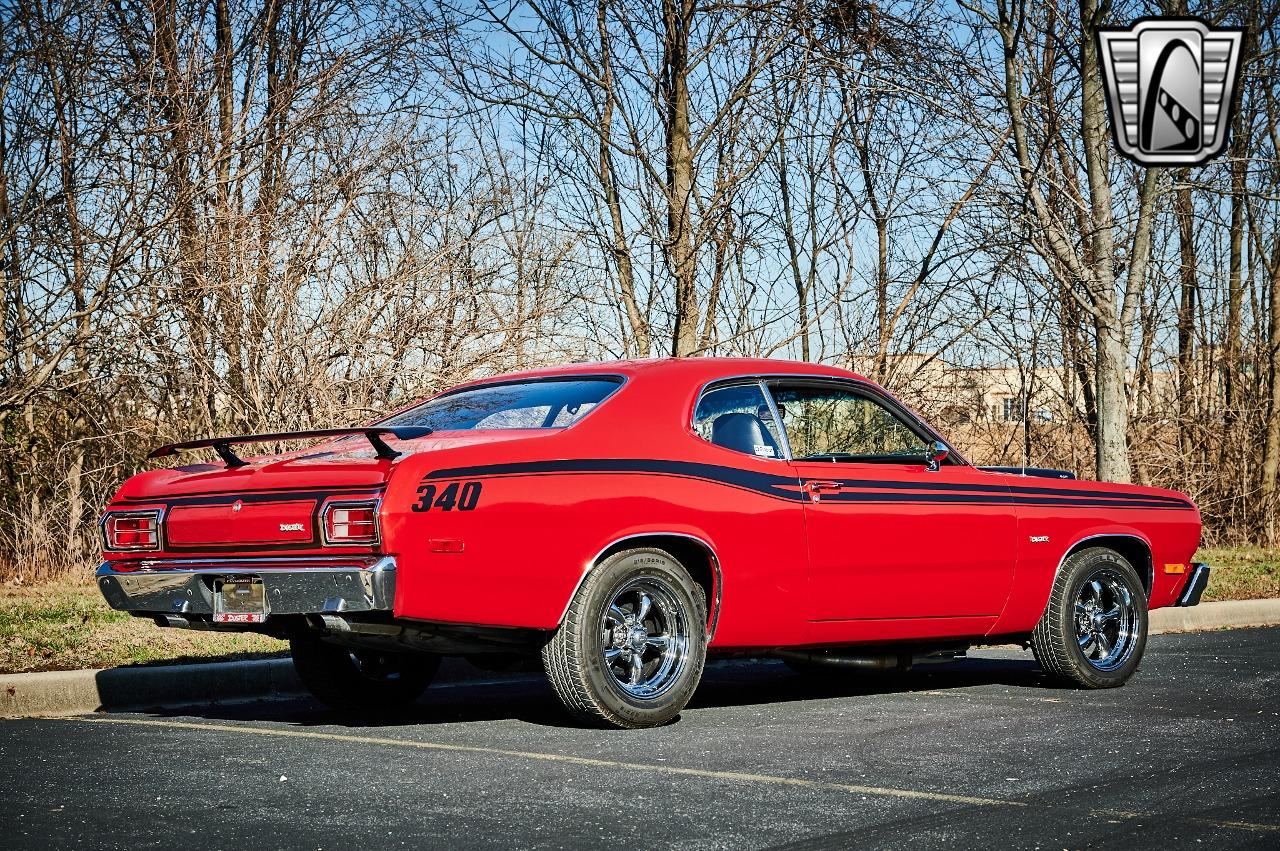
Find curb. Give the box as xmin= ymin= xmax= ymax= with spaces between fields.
xmin=3 ymin=600 xmax=1278 ymax=718
xmin=1148 ymin=598 xmax=1280 ymax=634
xmin=0 ymin=655 xmax=482 ymax=719
xmin=0 ymin=658 xmax=304 ymax=718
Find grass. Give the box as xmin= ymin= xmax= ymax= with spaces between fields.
xmin=1 ymin=546 xmax=1275 ymax=674
xmin=0 ymin=583 xmax=286 ymax=674
xmin=1196 ymin=546 xmax=1280 ymax=603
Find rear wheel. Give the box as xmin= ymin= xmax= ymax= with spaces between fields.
xmin=291 ymin=634 xmax=439 ymax=713
xmin=1031 ymin=546 xmax=1147 ymax=688
xmin=542 ymin=548 xmax=707 ymax=728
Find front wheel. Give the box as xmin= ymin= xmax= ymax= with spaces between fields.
xmin=1031 ymin=546 xmax=1148 ymax=688
xmin=542 ymin=548 xmax=707 ymax=728
xmin=291 ymin=635 xmax=440 ymax=713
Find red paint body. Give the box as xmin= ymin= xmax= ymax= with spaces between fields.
xmin=102 ymin=358 xmax=1202 ymax=650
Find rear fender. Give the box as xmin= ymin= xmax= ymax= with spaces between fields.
xmin=564 ymin=531 xmax=723 ymax=640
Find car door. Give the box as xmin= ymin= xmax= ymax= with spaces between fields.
xmin=688 ymin=380 xmax=811 ymax=644
xmin=768 ymin=379 xmax=1017 ymax=624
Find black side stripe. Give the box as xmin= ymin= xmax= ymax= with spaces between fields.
xmin=819 ymin=492 xmax=1187 ymax=509
xmin=822 ymin=476 xmax=1190 ymax=506
xmin=423 ymin=459 xmax=1194 ymax=511
xmin=427 ymin=459 xmax=805 ymax=501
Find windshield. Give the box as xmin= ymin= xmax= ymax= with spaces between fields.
xmin=379 ymin=377 xmax=622 ymax=431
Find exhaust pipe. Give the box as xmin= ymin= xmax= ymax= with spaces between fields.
xmin=774 ymin=646 xmax=969 ymax=671
xmin=774 ymin=650 xmax=913 ymax=671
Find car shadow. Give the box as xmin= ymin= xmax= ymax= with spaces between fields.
xmin=131 ymin=651 xmax=1062 ymax=730
xmin=688 ymin=653 xmax=1054 ymax=712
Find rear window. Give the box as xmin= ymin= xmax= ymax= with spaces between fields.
xmin=379 ymin=377 xmax=622 ymax=431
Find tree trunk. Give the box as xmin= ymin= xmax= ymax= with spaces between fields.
xmin=1261 ymin=240 xmax=1280 ymax=545
xmin=45 ymin=29 xmax=89 ymax=560
xmin=662 ymin=0 xmax=698 ymax=357
xmin=1094 ymin=308 xmax=1132 ymax=482
xmin=596 ymin=0 xmax=649 ymax=357
xmin=996 ymin=0 xmax=1145 ymax=483
xmin=777 ymin=146 xmax=810 ymax=361
xmin=1224 ymin=122 xmax=1246 ymax=423
xmin=1079 ymin=0 xmax=1130 ymax=482
xmin=153 ymin=0 xmax=213 ymax=431
xmin=1174 ymin=177 xmax=1198 ymax=453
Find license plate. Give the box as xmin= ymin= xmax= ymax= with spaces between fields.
xmin=213 ymin=576 xmax=268 ymax=624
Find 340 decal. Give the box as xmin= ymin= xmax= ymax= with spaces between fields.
xmin=411 ymin=480 xmax=482 ymax=513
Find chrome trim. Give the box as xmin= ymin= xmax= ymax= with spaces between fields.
xmin=320 ymin=497 xmax=383 ymax=547
xmin=96 ymin=556 xmax=396 ymax=618
xmin=1047 ymin=533 xmax=1154 ymax=605
xmin=127 ymin=555 xmax=375 ymax=568
xmin=100 ymin=508 xmax=166 ymax=553
xmin=759 ymin=379 xmax=794 ymax=461
xmin=564 ymin=532 xmax=725 ymax=642
xmin=1177 ymin=562 xmax=1211 ymax=607
xmin=925 ymin=440 xmax=949 ymax=473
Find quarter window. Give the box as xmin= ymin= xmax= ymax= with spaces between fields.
xmin=693 ymin=383 xmax=785 ymax=459
xmin=770 ymin=384 xmax=928 ymax=463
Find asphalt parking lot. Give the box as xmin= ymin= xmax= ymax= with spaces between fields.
xmin=1 ymin=627 xmax=1277 ymax=850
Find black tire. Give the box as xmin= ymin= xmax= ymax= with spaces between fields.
xmin=542 ymin=547 xmax=707 ymax=729
xmin=1031 ymin=546 xmax=1148 ymax=689
xmin=290 ymin=634 xmax=440 ymax=713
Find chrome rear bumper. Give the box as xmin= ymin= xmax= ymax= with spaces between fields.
xmin=96 ymin=556 xmax=395 ymax=618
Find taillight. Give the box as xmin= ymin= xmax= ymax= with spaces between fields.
xmin=102 ymin=511 xmax=161 ymax=551
xmin=322 ymin=501 xmax=379 ymax=546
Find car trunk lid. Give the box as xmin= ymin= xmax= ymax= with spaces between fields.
xmin=109 ymin=431 xmax=559 ymax=552
xmin=163 ymin=498 xmax=321 ymax=548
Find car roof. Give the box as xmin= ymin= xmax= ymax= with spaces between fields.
xmin=450 ymin=357 xmax=868 ymax=389
xmin=375 ymin=358 xmax=885 ymax=426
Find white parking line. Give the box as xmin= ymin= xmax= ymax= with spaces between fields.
xmin=58 ymin=715 xmax=1280 ymax=834
xmin=65 ymin=715 xmax=1017 ymax=807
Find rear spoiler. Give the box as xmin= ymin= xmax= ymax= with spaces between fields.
xmin=978 ymin=466 xmax=1076 ymax=480
xmin=148 ymin=426 xmax=434 ymax=468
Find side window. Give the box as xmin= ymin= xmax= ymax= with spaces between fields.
xmin=770 ymin=384 xmax=928 ymax=463
xmin=693 ymin=383 xmax=785 ymax=460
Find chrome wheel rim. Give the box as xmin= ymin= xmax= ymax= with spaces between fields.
xmin=1074 ymin=568 xmax=1140 ymax=672
xmin=601 ymin=577 xmax=690 ymax=699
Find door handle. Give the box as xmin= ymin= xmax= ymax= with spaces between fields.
xmin=803 ymin=480 xmax=842 ymax=502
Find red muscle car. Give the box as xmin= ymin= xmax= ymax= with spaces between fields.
xmin=98 ymin=358 xmax=1208 ymax=728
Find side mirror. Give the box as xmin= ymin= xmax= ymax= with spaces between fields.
xmin=925 ymin=441 xmax=949 ymax=472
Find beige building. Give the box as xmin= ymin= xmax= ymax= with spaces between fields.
xmin=848 ymin=353 xmax=1174 ymax=429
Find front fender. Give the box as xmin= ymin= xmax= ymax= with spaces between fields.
xmin=991 ymin=509 xmax=1197 ymax=636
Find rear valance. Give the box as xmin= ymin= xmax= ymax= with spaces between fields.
xmin=149 ymin=426 xmax=434 ymax=467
